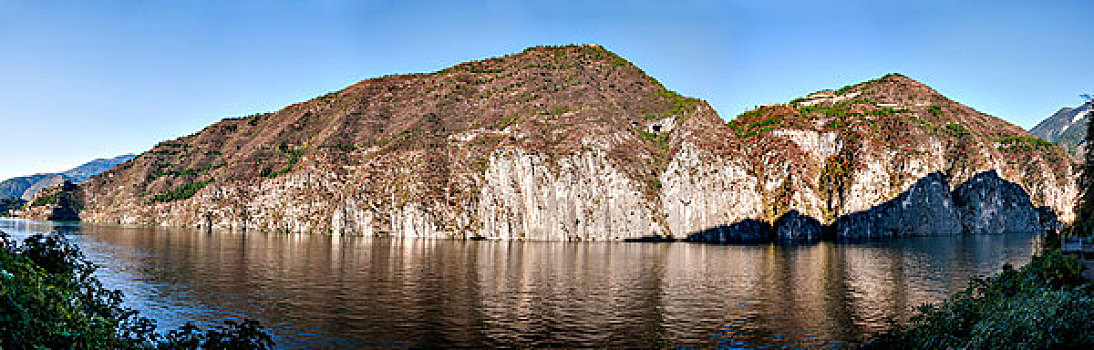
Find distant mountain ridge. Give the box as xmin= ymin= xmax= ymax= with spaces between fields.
xmin=0 ymin=154 xmax=137 ymax=200
xmin=1030 ymin=102 xmax=1092 ymax=156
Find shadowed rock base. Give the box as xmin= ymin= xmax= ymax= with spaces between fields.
xmin=690 ymin=170 xmax=1054 ymax=244
xmin=773 ymin=210 xmax=822 ymax=242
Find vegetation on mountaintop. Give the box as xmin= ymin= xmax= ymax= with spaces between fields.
xmin=83 ymin=44 xmax=719 ymax=215
xmin=76 ymin=48 xmax=1074 ymax=236
xmin=724 ymin=73 xmax=1074 ymax=223
xmin=996 ymin=136 xmax=1056 ymax=153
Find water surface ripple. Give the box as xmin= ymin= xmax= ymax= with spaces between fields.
xmin=0 ymin=219 xmax=1037 ymax=348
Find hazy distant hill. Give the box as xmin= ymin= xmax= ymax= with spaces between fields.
xmin=1030 ymin=102 xmax=1092 ymax=156
xmin=0 ymin=154 xmax=137 ymax=200
xmin=79 ymin=45 xmax=1074 ymax=241
xmin=0 ymin=174 xmax=51 ymax=199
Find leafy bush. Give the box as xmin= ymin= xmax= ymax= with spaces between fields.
xmin=30 ymin=192 xmax=58 ymax=207
xmin=997 ymin=135 xmax=1056 ymax=153
xmin=865 ymin=107 xmax=908 ymax=116
xmin=865 ymin=251 xmax=1094 ymax=349
xmin=0 ymin=231 xmax=273 ymax=349
xmin=644 ymin=90 xmax=700 ymax=121
xmin=152 ymin=179 xmax=213 ymax=203
xmin=945 ymin=123 xmax=971 ymax=137
xmin=927 ymin=104 xmax=943 ymax=117
xmin=730 ymin=109 xmax=785 ymax=138
xmin=258 ymin=144 xmax=308 ymax=178
xmin=639 ymin=130 xmax=669 ymax=146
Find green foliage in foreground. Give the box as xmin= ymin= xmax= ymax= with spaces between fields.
xmin=0 ymin=231 xmax=273 ymax=349
xmin=865 ymin=251 xmax=1094 ymax=349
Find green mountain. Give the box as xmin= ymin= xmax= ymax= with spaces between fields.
xmin=0 ymin=154 xmax=137 ymax=200
xmin=1030 ymin=102 xmax=1092 ymax=156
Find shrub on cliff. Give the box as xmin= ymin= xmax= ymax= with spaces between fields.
xmin=865 ymin=251 xmax=1094 ymax=349
xmin=0 ymin=231 xmax=273 ymax=349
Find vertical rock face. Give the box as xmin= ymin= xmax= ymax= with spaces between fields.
xmin=832 ymin=171 xmax=1046 ymax=239
xmin=78 ymin=47 xmax=1077 ymax=241
xmin=725 ymin=73 xmax=1076 ymax=236
xmin=476 ymin=149 xmax=660 ymax=240
xmin=835 ymin=173 xmax=962 ymax=239
xmin=953 ymin=170 xmax=1042 ymax=234
xmin=659 ymin=143 xmax=762 ymax=238
xmin=773 ymin=210 xmax=821 ymax=242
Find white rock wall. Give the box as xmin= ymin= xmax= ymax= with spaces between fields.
xmin=659 ymin=143 xmax=763 ymax=237
xmin=476 ymin=149 xmax=661 ymax=240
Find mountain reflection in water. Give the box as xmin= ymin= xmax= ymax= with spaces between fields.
xmin=0 ymin=219 xmax=1037 ymax=348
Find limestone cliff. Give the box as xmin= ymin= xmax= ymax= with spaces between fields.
xmin=79 ymin=46 xmax=1076 ymax=241
xmin=685 ymin=74 xmax=1077 ymax=241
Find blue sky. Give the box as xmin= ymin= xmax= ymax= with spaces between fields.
xmin=0 ymin=0 xmax=1091 ymax=180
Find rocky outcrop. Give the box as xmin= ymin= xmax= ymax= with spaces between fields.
xmin=685 ymin=219 xmax=771 ymax=243
xmin=835 ymin=173 xmax=962 ymax=239
xmin=22 ymin=181 xmax=82 ymax=221
xmin=681 ymin=210 xmax=820 ymax=243
xmin=834 ymin=171 xmax=1047 ymax=240
xmin=953 ymin=170 xmax=1042 ymax=234
xmin=773 ymin=210 xmax=822 ymax=242
xmin=76 ymin=46 xmax=1076 ymax=242
xmin=659 ymin=143 xmax=762 ymax=238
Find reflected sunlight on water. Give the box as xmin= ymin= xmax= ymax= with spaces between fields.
xmin=0 ymin=218 xmax=1037 ymax=348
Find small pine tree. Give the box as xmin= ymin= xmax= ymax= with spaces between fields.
xmin=1071 ymin=99 xmax=1094 ymax=236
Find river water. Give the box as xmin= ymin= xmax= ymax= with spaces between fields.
xmin=0 ymin=218 xmax=1039 ymax=348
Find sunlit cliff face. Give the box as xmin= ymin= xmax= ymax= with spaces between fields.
xmin=77 ymin=47 xmax=1074 ymax=240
